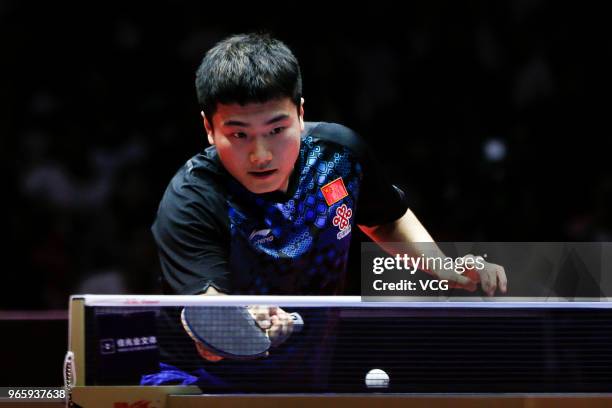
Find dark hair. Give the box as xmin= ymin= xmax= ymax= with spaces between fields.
xmin=195 ymin=33 xmax=302 ymax=124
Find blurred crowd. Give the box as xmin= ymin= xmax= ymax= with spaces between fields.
xmin=1 ymin=1 xmax=609 ymax=308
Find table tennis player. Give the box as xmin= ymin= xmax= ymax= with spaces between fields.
xmin=148 ymin=33 xmax=507 ymax=386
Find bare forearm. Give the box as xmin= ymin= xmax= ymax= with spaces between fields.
xmin=358 ymin=208 xmax=506 ymax=293
xmin=359 ymin=208 xmax=447 ymax=267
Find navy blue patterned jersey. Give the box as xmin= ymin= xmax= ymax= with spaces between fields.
xmin=152 ymin=122 xmax=408 ymax=296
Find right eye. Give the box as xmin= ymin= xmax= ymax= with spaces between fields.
xmin=232 ymin=132 xmax=247 ymax=139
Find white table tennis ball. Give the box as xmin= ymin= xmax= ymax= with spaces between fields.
xmin=365 ymin=368 xmax=389 ymax=388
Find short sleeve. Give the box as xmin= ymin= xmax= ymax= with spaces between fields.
xmin=311 ymin=122 xmax=409 ymax=227
xmin=355 ymin=149 xmax=409 ymax=227
xmin=151 ymin=171 xmax=232 ymax=294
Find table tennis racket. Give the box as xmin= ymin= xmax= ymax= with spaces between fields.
xmin=181 ymin=306 xmax=303 ymax=360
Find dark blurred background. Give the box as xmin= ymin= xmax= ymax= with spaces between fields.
xmin=1 ymin=0 xmax=611 ymax=376
xmin=2 ymin=1 xmax=611 ymax=309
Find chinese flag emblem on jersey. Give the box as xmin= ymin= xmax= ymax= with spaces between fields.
xmin=321 ymin=177 xmax=348 ymax=206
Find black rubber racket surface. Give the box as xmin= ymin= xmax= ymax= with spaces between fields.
xmin=181 ymin=306 xmax=303 ymax=359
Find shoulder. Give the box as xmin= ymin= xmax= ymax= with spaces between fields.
xmin=303 ymin=121 xmax=369 ymax=158
xmin=154 ymin=150 xmax=228 ymax=233
xmin=167 ymin=148 xmax=227 ymax=201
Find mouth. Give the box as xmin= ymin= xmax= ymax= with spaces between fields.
xmin=248 ymin=169 xmax=278 ymax=179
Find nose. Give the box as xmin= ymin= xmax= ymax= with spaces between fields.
xmin=249 ymin=137 xmax=272 ymax=167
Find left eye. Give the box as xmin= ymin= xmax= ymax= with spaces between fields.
xmin=270 ymin=127 xmax=285 ymax=135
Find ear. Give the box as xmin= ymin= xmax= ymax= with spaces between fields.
xmin=299 ymin=97 xmax=305 ymax=131
xmin=202 ymin=111 xmax=215 ymax=145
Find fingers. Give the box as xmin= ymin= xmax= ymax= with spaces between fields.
xmin=248 ymin=305 xmax=295 ymax=348
xmin=453 ymin=254 xmax=507 ymax=296
xmin=248 ymin=305 xmax=274 ymax=330
xmin=480 ymin=267 xmax=495 ymax=296
xmin=439 ymin=265 xmax=478 ymax=290
xmin=267 ymin=315 xmax=287 ymax=347
xmin=478 ymin=262 xmax=507 ymax=296
xmin=267 ymin=310 xmax=294 ymax=347
xmin=441 ymin=255 xmax=508 ymax=296
xmin=449 ymin=273 xmax=475 ymax=287
xmin=497 ymin=265 xmax=508 ymax=293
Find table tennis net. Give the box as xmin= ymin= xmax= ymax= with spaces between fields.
xmin=77 ymin=296 xmax=612 ymax=393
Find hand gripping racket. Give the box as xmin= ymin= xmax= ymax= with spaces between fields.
xmin=181 ymin=306 xmax=303 ymax=359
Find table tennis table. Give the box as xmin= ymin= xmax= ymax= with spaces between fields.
xmin=65 ymin=295 xmax=612 ymax=407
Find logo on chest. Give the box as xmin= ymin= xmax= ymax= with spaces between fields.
xmin=249 ymin=229 xmax=274 ymax=245
xmin=321 ymin=177 xmax=348 ymax=206
xmin=333 ymin=204 xmax=353 ymax=240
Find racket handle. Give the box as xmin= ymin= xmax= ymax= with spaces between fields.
xmin=290 ymin=312 xmax=304 ymax=333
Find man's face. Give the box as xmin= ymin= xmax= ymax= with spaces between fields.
xmin=204 ymin=97 xmax=304 ymax=194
